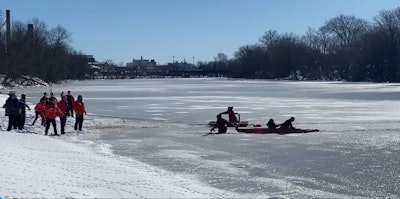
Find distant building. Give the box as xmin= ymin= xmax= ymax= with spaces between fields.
xmin=88 ymin=61 xmax=107 ymax=71
xmin=126 ymin=56 xmax=156 ymax=68
xmin=125 ymin=56 xmax=157 ymax=76
xmin=88 ymin=60 xmax=118 ymax=78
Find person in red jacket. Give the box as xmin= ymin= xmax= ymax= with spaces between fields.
xmin=57 ymin=95 xmax=70 ymax=134
xmin=220 ymin=106 xmax=238 ymax=123
xmin=44 ymin=98 xmax=63 ymax=136
xmin=32 ymin=98 xmax=46 ymax=126
xmin=73 ymin=95 xmax=87 ymax=131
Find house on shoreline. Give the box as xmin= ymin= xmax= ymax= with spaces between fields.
xmin=90 ymin=56 xmax=224 ymax=79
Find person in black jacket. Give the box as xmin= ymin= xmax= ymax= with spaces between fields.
xmin=66 ymin=91 xmax=75 ymax=117
xmin=267 ymin=118 xmax=280 ymax=129
xmin=210 ymin=114 xmax=236 ymax=134
xmin=3 ymin=91 xmax=22 ymax=131
xmin=18 ymin=94 xmax=31 ymax=129
xmin=280 ymin=117 xmax=295 ymax=129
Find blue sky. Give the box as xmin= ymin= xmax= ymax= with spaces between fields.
xmin=1 ymin=0 xmax=398 ymax=65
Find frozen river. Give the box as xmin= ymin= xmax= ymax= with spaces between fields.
xmin=19 ymin=78 xmax=400 ymax=198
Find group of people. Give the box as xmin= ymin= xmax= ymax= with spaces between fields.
xmin=3 ymin=90 xmax=87 ymax=136
xmin=210 ymin=106 xmax=239 ymax=134
xmin=266 ymin=117 xmax=295 ymax=129
xmin=210 ymin=106 xmax=296 ymax=133
xmin=2 ymin=91 xmax=30 ymax=131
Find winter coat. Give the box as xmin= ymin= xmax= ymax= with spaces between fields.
xmin=3 ymin=97 xmax=21 ymax=116
xmin=57 ymin=101 xmax=69 ymax=114
xmin=73 ymin=100 xmax=86 ymax=115
xmin=34 ymin=102 xmax=46 ymax=113
xmin=44 ymin=103 xmax=62 ymax=119
xmin=19 ymin=99 xmax=29 ymax=113
xmin=221 ymin=109 xmax=238 ymax=123
xmin=67 ymin=94 xmax=75 ymax=106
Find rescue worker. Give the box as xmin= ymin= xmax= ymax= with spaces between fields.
xmin=57 ymin=95 xmax=70 ymax=134
xmin=66 ymin=91 xmax=75 ymax=117
xmin=73 ymin=95 xmax=87 ymax=131
xmin=32 ymin=98 xmax=46 ymax=126
xmin=48 ymin=92 xmax=57 ymax=103
xmin=44 ymin=98 xmax=63 ymax=136
xmin=210 ymin=114 xmax=236 ymax=134
xmin=220 ymin=106 xmax=238 ymax=123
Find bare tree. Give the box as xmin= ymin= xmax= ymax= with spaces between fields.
xmin=320 ymin=15 xmax=369 ymax=48
xmin=373 ymin=7 xmax=400 ymax=81
xmin=259 ymin=30 xmax=280 ymax=48
xmin=303 ymin=27 xmax=334 ymax=55
xmin=30 ymin=18 xmax=49 ymax=47
xmin=48 ymin=25 xmax=71 ymax=56
xmin=214 ymin=53 xmax=228 ymax=63
xmin=375 ymin=8 xmax=400 ymax=36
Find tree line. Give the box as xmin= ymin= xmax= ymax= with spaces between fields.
xmin=0 ymin=11 xmax=92 ymax=86
xmin=1 ymin=7 xmax=400 ymax=84
xmin=201 ymin=7 xmax=400 ymax=82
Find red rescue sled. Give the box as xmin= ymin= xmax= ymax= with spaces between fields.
xmin=236 ymin=126 xmax=319 ymax=134
xmin=208 ymin=120 xmax=250 ymax=127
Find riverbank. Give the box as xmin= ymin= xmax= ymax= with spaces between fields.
xmin=0 ymin=94 xmax=237 ymax=198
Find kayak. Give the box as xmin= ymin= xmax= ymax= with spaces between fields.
xmin=208 ymin=121 xmax=250 ymax=127
xmin=236 ymin=126 xmax=319 ymax=134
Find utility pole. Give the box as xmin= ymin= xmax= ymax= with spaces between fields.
xmin=6 ymin=10 xmax=11 ymax=54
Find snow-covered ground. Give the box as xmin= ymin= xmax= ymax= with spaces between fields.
xmin=0 ymin=94 xmax=243 ymax=198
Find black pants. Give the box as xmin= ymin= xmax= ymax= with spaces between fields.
xmin=74 ymin=114 xmax=84 ymax=131
xmin=68 ymin=105 xmax=74 ymax=117
xmin=32 ymin=111 xmax=45 ymax=126
xmin=45 ymin=118 xmax=57 ymax=135
xmin=60 ymin=115 xmax=67 ymax=134
xmin=218 ymin=126 xmax=227 ymax=134
xmin=7 ymin=114 xmax=20 ymax=131
xmin=18 ymin=112 xmax=26 ymax=129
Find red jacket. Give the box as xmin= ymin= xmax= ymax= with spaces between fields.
xmin=67 ymin=94 xmax=75 ymax=104
xmin=57 ymin=101 xmax=68 ymax=114
xmin=34 ymin=102 xmax=46 ymax=112
xmin=73 ymin=100 xmax=86 ymax=115
xmin=44 ymin=103 xmax=62 ymax=119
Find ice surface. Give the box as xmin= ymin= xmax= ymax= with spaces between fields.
xmin=2 ymin=78 xmax=400 ymax=198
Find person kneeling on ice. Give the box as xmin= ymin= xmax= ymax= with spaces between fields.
xmin=267 ymin=118 xmax=280 ymax=129
xmin=210 ymin=114 xmax=236 ymax=134
xmin=44 ymin=98 xmax=63 ymax=136
xmin=279 ymin=117 xmax=295 ymax=129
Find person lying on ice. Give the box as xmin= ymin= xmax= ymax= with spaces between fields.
xmin=279 ymin=117 xmax=296 ymax=129
xmin=210 ymin=114 xmax=236 ymax=134
xmin=267 ymin=118 xmax=280 ymax=129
